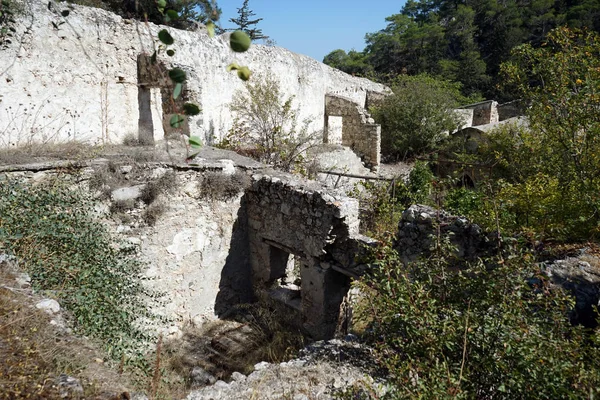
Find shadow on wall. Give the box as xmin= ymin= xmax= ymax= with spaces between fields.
xmin=214 ymin=194 xmax=254 ymax=316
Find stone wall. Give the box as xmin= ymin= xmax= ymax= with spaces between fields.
xmin=324 ymin=94 xmax=381 ymax=171
xmin=0 ymin=1 xmax=388 ymax=147
xmin=244 ymin=173 xmax=376 ymax=339
xmin=395 ymin=204 xmax=497 ymax=264
xmin=2 ymin=151 xmax=375 ymax=340
xmin=1 ymin=157 xmax=255 ymax=338
xmin=458 ymin=100 xmax=500 ymax=127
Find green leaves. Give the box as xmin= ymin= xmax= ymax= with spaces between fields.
xmin=168 ymin=68 xmax=186 ymax=83
xmin=183 ymin=103 xmax=201 ymax=116
xmin=227 ymin=63 xmax=252 ymax=81
xmin=230 ymin=30 xmax=251 ymax=52
xmin=158 ymin=29 xmax=174 ymax=45
xmin=189 ymin=135 xmax=202 ymax=148
xmin=173 ymin=82 xmax=182 ymax=99
xmin=0 ymin=179 xmax=159 ymax=366
xmin=237 ymin=67 xmax=251 ymax=81
xmin=166 ymin=9 xmax=178 ymax=21
xmin=206 ymin=21 xmax=215 ymax=38
xmin=169 ymin=114 xmax=185 ymax=128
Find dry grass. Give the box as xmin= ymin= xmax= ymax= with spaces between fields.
xmin=161 ymin=303 xmax=305 ymax=395
xmin=0 ymin=263 xmax=134 ymax=399
xmin=197 ymin=170 xmax=252 ymax=201
xmin=0 ymin=141 xmax=100 ymax=165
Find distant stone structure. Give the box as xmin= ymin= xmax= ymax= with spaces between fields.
xmin=324 ymin=94 xmax=381 ymax=171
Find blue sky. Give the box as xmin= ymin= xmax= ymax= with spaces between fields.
xmin=215 ymin=0 xmax=407 ymax=62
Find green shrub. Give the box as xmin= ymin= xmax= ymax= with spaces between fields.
xmin=0 ymin=177 xmax=161 ymax=367
xmin=371 ymin=74 xmax=467 ymax=160
xmin=353 ymin=161 xmax=435 ymax=238
xmin=356 ymin=240 xmax=600 ymax=398
xmin=220 ymin=74 xmax=317 ymax=173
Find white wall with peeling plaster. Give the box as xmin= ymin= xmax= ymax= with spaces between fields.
xmin=0 ymin=1 xmax=387 ymax=147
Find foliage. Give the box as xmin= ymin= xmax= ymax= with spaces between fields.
xmin=353 ymin=161 xmax=434 ymax=238
xmin=228 ymin=0 xmax=268 ymax=41
xmin=197 ymin=170 xmax=251 ymax=201
xmin=500 ymin=27 xmax=600 ymax=201
xmin=371 ymin=74 xmax=467 ymax=160
xmin=0 ymin=0 xmax=19 ymax=47
xmin=220 ymin=74 xmax=318 ymax=173
xmin=437 ymin=28 xmax=600 ymax=241
xmin=324 ymin=0 xmax=600 ymax=99
xmin=322 ymin=49 xmax=373 ymax=77
xmin=0 ymin=177 xmax=161 ymax=367
xmin=149 ymin=0 xmax=250 ymax=157
xmin=64 ymin=0 xmax=222 ymax=29
xmin=356 ymin=240 xmax=600 ymax=398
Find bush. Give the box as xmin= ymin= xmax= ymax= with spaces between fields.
xmin=198 ymin=170 xmax=251 ymax=201
xmin=353 ymin=161 xmax=434 ymax=238
xmin=356 ymin=240 xmax=600 ymax=398
xmin=496 ymin=27 xmax=600 ymax=239
xmin=371 ymin=74 xmax=472 ymax=160
xmin=0 ymin=177 xmax=160 ymax=366
xmin=219 ymin=74 xmax=318 ymax=173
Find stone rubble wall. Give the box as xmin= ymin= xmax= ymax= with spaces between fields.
xmin=245 ymin=173 xmax=376 ymax=338
xmin=0 ymin=1 xmax=388 ymax=147
xmin=395 ymin=204 xmax=497 ymax=264
xmin=3 ymin=156 xmax=374 ymax=340
xmin=324 ymin=94 xmax=381 ymax=171
xmin=458 ymin=100 xmax=500 ymax=127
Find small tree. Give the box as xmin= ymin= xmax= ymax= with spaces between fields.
xmin=494 ymin=27 xmax=600 ymax=239
xmin=229 ymin=0 xmax=268 ymax=41
xmin=223 ymin=74 xmax=316 ymax=172
xmin=371 ymin=74 xmax=473 ymax=160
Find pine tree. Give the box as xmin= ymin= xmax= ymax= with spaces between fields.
xmin=229 ymin=0 xmax=268 ymax=41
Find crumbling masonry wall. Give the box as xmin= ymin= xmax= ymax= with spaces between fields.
xmin=245 ymin=174 xmax=376 ymax=339
xmin=324 ymin=94 xmax=381 ymax=172
xmin=0 ymin=1 xmax=388 ymax=146
xmin=458 ymin=100 xmax=500 ymax=127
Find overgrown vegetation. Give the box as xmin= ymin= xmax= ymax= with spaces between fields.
xmin=64 ymin=0 xmax=222 ymax=30
xmin=371 ymin=74 xmax=476 ymax=160
xmin=219 ymin=74 xmax=318 ymax=173
xmin=323 ymin=0 xmax=600 ymax=99
xmin=350 ymin=26 xmax=600 ymax=399
xmin=354 ymin=161 xmax=434 ymax=239
xmin=197 ymin=170 xmax=251 ymax=201
xmin=0 ymin=263 xmax=134 ymax=397
xmin=0 ymin=177 xmax=161 ymax=369
xmin=439 ymin=27 xmax=600 ymax=241
xmin=355 ymin=241 xmax=600 ymax=398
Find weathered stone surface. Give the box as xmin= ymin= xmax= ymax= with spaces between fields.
xmin=186 ymin=337 xmax=387 ymax=400
xmin=56 ymin=374 xmax=84 ymax=399
xmin=395 ymin=204 xmax=497 ymax=263
xmin=190 ymin=367 xmax=217 ymax=387
xmin=543 ymin=256 xmax=600 ymax=328
xmin=1 ymin=2 xmax=387 ymax=147
xmin=36 ymin=298 xmax=61 ymax=314
xmin=324 ymin=94 xmax=382 ymax=171
xmin=111 ymin=185 xmax=144 ymax=202
xmin=241 ymin=173 xmax=375 ymax=339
